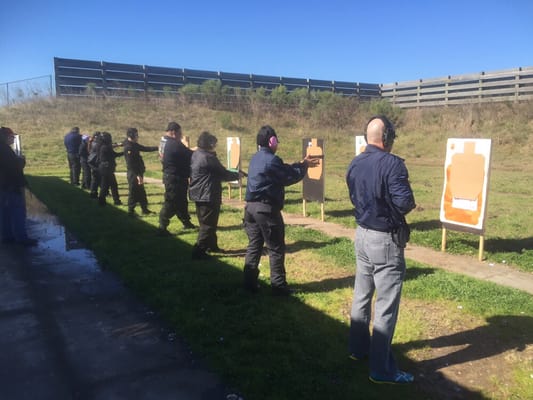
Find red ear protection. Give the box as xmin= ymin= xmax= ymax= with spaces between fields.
xmin=269 ymin=135 xmax=278 ymax=150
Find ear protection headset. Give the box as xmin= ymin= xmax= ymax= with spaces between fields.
xmin=257 ymin=125 xmax=278 ymax=151
xmin=268 ymin=135 xmax=278 ymax=151
xmin=364 ymin=115 xmax=396 ymax=148
xmin=126 ymin=128 xmax=139 ymax=140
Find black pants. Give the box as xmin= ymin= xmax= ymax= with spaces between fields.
xmin=98 ymin=168 xmax=120 ymax=205
xmin=80 ymin=157 xmax=91 ymax=189
xmin=67 ymin=152 xmax=81 ymax=185
xmin=243 ymin=202 xmax=286 ymax=289
xmin=127 ymin=171 xmax=149 ymax=212
xmin=159 ymin=174 xmax=191 ymax=228
xmin=89 ymin=168 xmax=100 ymax=197
xmin=195 ymin=201 xmax=221 ymax=251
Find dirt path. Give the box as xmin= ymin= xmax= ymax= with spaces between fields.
xmin=142 ymin=171 xmax=533 ymax=294
xmin=223 ymin=198 xmax=533 ymax=295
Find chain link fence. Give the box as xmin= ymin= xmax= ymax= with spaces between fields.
xmin=0 ymin=75 xmax=53 ymax=106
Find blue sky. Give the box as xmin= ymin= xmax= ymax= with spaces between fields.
xmin=1 ymin=0 xmax=532 ymax=85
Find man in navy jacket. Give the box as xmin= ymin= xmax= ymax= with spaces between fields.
xmin=346 ymin=115 xmax=416 ymax=385
xmin=243 ymin=125 xmax=318 ymax=295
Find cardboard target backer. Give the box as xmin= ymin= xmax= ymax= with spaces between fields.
xmin=12 ymin=134 xmax=22 ymax=156
xmin=302 ymin=138 xmax=325 ymax=202
xmin=226 ymin=137 xmax=241 ymax=178
xmin=355 ymin=135 xmax=366 ymax=156
xmin=440 ymin=138 xmax=492 ymax=233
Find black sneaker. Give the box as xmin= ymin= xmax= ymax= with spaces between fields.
xmin=182 ymin=221 xmax=196 ymax=229
xmin=271 ymin=286 xmax=297 ymax=296
xmin=114 ymin=200 xmax=123 ymax=206
xmin=142 ymin=209 xmax=155 ymax=215
xmin=156 ymin=228 xmax=171 ymax=237
xmin=244 ymin=283 xmax=260 ymax=294
xmin=191 ymin=251 xmax=211 ymax=260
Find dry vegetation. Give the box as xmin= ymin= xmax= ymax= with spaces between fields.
xmin=3 ymin=95 xmax=533 ymax=164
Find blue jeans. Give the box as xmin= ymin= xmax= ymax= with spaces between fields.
xmin=349 ymin=226 xmax=406 ymax=379
xmin=0 ymin=188 xmax=30 ymax=242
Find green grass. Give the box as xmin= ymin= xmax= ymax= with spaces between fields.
xmin=4 ymin=97 xmax=533 ymax=398
xmin=25 ymin=173 xmax=533 ymax=400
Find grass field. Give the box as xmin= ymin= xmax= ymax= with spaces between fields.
xmin=2 ymin=97 xmax=533 ymax=399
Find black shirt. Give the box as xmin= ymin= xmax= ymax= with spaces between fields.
xmin=123 ymin=140 xmax=158 ymax=175
xmin=161 ymin=136 xmax=193 ymax=179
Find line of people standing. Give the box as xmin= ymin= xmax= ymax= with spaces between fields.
xmin=62 ymin=117 xmax=416 ymax=386
xmin=65 ymin=128 xmax=153 ymax=210
xmin=68 ymin=116 xmax=417 ymax=387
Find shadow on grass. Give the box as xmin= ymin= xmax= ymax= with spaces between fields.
xmin=405 ymin=267 xmax=436 ymax=281
xmin=25 ymin=174 xmax=495 ymax=400
xmin=410 ymin=219 xmax=442 ymax=231
xmin=400 ymin=315 xmax=533 ymax=399
xmin=477 ymin=237 xmax=533 ymax=254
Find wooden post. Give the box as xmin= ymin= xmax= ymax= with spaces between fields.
xmin=303 ymin=199 xmax=307 ymax=217
xmin=320 ymin=202 xmax=325 ymax=222
xmin=478 ymin=235 xmax=485 ymax=262
xmin=441 ymin=227 xmax=447 ymax=252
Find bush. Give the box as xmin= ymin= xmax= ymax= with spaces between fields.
xmin=365 ymin=99 xmax=404 ymax=127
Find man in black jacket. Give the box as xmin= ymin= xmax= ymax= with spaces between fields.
xmin=64 ymin=126 xmax=82 ymax=185
xmin=123 ymin=128 xmax=158 ymax=217
xmin=0 ymin=127 xmax=37 ymax=246
xmin=157 ymin=122 xmax=195 ymax=236
xmin=79 ymin=134 xmax=91 ymax=190
xmin=189 ymin=131 xmax=242 ymax=259
xmin=97 ymin=132 xmax=123 ymax=206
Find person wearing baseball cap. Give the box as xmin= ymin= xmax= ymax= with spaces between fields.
xmin=157 ymin=122 xmax=196 ymax=236
xmin=0 ymin=127 xmax=37 ymax=246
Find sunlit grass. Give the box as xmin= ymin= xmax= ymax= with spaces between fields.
xmin=4 ymin=97 xmax=533 ymax=398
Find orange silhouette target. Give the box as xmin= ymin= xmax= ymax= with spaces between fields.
xmin=440 ymin=138 xmax=492 ymax=233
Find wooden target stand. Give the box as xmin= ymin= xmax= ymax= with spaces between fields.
xmin=302 ymin=138 xmax=325 ymax=222
xmin=302 ymin=199 xmax=325 ymax=222
xmin=226 ymin=137 xmax=243 ymax=201
xmin=227 ymin=178 xmax=243 ymax=201
xmin=441 ymin=225 xmax=485 ymax=262
xmin=439 ymin=138 xmax=492 ymax=263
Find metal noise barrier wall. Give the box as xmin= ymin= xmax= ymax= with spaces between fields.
xmin=54 ymin=57 xmax=533 ymax=107
xmin=53 ymin=57 xmax=381 ymax=100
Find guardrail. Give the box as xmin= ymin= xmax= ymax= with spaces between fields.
xmin=381 ymin=67 xmax=533 ymax=108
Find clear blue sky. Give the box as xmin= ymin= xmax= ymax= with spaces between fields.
xmin=1 ymin=0 xmax=532 ymax=85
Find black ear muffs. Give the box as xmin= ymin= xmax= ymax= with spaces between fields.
xmin=365 ymin=115 xmax=396 ymax=148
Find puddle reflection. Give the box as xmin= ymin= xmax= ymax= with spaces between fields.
xmin=26 ymin=192 xmax=100 ymax=271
